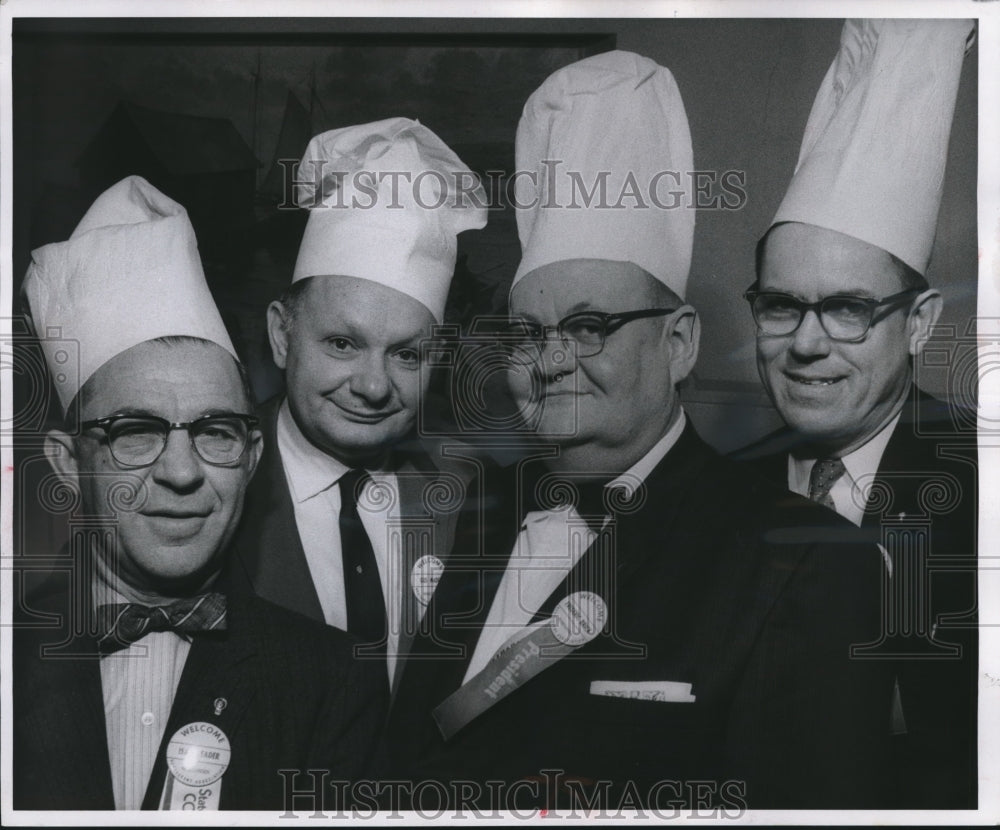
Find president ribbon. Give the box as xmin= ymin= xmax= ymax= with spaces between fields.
xmin=433 ymin=591 xmax=607 ymax=740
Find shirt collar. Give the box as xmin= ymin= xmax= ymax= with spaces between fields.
xmin=276 ymin=399 xmax=351 ymax=503
xmin=609 ymin=409 xmax=687 ymax=495
xmin=788 ymin=411 xmax=902 ymax=495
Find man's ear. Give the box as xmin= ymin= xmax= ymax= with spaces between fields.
xmin=245 ymin=429 xmax=264 ymax=480
xmin=907 ymin=288 xmax=944 ymax=356
xmin=44 ymin=429 xmax=80 ymax=485
xmin=664 ymin=305 xmax=701 ymax=385
xmin=266 ymin=301 xmax=291 ymax=371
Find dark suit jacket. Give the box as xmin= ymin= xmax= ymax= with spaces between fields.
xmin=733 ymin=387 xmax=978 ymax=809
xmin=384 ymin=424 xmax=894 ymax=810
xmin=13 ymin=569 xmax=388 ymax=811
xmin=224 ymin=398 xmax=486 ymax=694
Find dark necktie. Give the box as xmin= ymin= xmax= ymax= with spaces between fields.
xmin=520 ymin=469 xmax=611 ymax=535
xmin=339 ymin=468 xmax=388 ymax=648
xmin=808 ymin=457 xmax=846 ymax=511
xmin=95 ymin=592 xmax=227 ymax=656
xmin=573 ymin=481 xmax=613 ymax=534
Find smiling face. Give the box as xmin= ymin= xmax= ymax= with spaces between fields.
xmin=755 ymin=222 xmax=941 ymax=455
xmin=508 ymin=259 xmax=699 ymax=475
xmin=47 ymin=339 xmax=262 ymax=598
xmin=268 ymin=276 xmax=435 ymax=467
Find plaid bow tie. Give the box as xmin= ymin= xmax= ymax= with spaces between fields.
xmin=95 ymin=592 xmax=227 ymax=656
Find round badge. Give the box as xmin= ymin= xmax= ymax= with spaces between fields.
xmin=166 ymin=721 xmax=231 ymax=787
xmin=411 ymin=554 xmax=444 ymax=606
xmin=550 ymin=591 xmax=608 ymax=647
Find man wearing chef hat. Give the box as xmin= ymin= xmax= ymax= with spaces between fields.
xmin=736 ymin=20 xmax=977 ymax=808
xmin=226 ymin=118 xmax=488 ymax=689
xmin=386 ymin=51 xmax=893 ymax=810
xmin=13 ymin=176 xmax=387 ymax=811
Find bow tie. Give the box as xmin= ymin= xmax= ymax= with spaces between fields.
xmin=95 ymin=592 xmax=228 ymax=656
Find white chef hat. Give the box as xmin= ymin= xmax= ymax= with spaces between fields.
xmin=22 ymin=176 xmax=237 ymax=413
xmin=512 ymin=50 xmax=695 ymax=298
xmin=292 ymin=117 xmax=487 ymax=322
xmin=770 ymin=18 xmax=974 ymax=276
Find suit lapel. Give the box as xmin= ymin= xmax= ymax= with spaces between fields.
xmin=393 ymin=454 xmax=443 ymax=687
xmin=141 ymin=612 xmax=258 ymax=809
xmin=230 ymin=398 xmax=325 ymax=623
xmin=862 ymin=388 xmax=937 ymax=528
xmin=532 ymin=424 xmax=711 ymax=623
xmin=390 ymin=440 xmax=487 ymax=695
xmin=390 ymin=461 xmax=519 ymax=712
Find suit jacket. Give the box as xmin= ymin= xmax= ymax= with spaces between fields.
xmin=734 ymin=387 xmax=978 ymax=809
xmin=384 ymin=424 xmax=894 ymax=810
xmin=224 ymin=397 xmax=487 ymax=693
xmin=13 ymin=568 xmax=388 ymax=811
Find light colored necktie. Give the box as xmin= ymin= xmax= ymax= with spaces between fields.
xmin=808 ymin=457 xmax=846 ymax=511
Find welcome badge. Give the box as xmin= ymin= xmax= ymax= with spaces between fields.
xmin=160 ymin=721 xmax=231 ymax=810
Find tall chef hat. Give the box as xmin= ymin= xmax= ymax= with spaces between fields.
xmin=770 ymin=19 xmax=975 ymax=276
xmin=22 ymin=175 xmax=237 ymax=413
xmin=292 ymin=117 xmax=487 ymax=322
xmin=512 ymin=50 xmax=695 ymax=298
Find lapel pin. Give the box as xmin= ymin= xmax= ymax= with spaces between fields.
xmin=213 ymin=697 xmax=227 ymax=716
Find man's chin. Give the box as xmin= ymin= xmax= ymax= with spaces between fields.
xmin=517 ymin=399 xmax=584 ymax=439
xmin=128 ymin=554 xmax=222 ymax=597
xmin=782 ymin=412 xmax=861 ymax=451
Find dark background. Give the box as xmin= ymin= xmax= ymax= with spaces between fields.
xmin=10 ymin=17 xmax=979 ymax=553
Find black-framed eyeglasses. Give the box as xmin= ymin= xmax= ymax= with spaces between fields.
xmin=743 ymin=285 xmax=921 ymax=342
xmin=80 ymin=414 xmax=259 ymax=468
xmin=500 ymin=308 xmax=676 ymax=365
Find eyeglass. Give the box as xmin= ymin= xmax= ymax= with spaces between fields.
xmin=80 ymin=414 xmax=259 ymax=468
xmin=500 ymin=308 xmax=676 ymax=365
xmin=743 ymin=286 xmax=921 ymax=342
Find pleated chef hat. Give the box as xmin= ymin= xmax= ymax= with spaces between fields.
xmin=292 ymin=117 xmax=487 ymax=322
xmin=22 ymin=176 xmax=237 ymax=413
xmin=770 ymin=19 xmax=974 ymax=276
xmin=512 ymin=50 xmax=695 ymax=298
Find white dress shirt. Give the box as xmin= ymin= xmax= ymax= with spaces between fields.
xmin=95 ymin=571 xmax=191 ymax=810
xmin=276 ymin=400 xmax=403 ymax=682
xmin=464 ymin=411 xmax=688 ymax=682
xmin=787 ymin=412 xmax=901 ymax=527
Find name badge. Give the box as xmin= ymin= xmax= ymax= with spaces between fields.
xmin=411 ymin=554 xmax=444 ymax=606
xmin=160 ymin=721 xmax=231 ymax=810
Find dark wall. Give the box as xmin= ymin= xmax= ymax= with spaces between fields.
xmin=12 ymin=17 xmax=978 ymax=454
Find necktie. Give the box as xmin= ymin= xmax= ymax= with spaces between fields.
xmin=573 ymin=481 xmax=612 ymax=534
xmin=808 ymin=457 xmax=846 ymax=511
xmin=95 ymin=592 xmax=227 ymax=656
xmin=339 ymin=468 xmax=388 ymax=648
xmin=519 ymin=469 xmax=611 ymax=534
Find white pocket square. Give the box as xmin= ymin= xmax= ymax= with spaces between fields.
xmin=589 ymin=680 xmax=696 ymax=703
